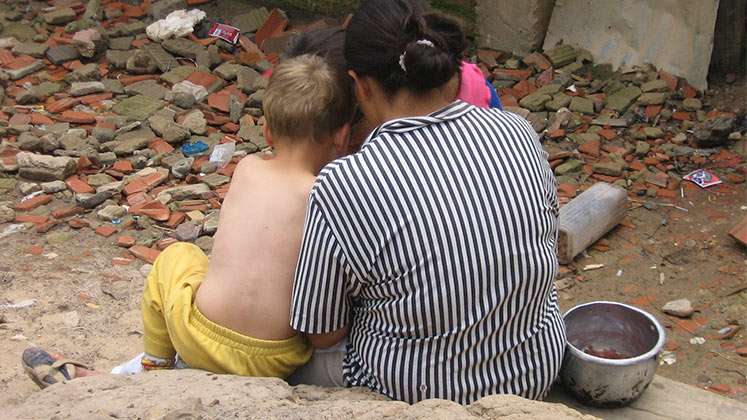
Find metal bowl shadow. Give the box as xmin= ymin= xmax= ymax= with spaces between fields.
xmin=560 ymin=301 xmax=666 ymax=408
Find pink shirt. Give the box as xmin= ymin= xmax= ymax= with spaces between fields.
xmin=457 ymin=62 xmax=491 ymax=108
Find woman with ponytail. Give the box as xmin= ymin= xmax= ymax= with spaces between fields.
xmin=289 ymin=0 xmax=565 ymax=405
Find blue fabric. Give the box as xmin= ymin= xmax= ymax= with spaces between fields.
xmin=486 ymin=80 xmax=503 ymax=110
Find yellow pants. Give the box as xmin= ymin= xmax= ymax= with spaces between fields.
xmin=141 ymin=242 xmax=312 ymax=378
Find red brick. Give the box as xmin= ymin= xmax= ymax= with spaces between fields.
xmin=708 ymin=384 xmax=732 ymax=395
xmin=557 ymin=183 xmax=577 ymax=198
xmin=95 ymin=225 xmax=118 ymax=237
xmin=5 ymin=55 xmax=36 ymax=70
xmin=645 ymin=105 xmax=662 ymax=119
xmin=30 ymin=113 xmax=55 ymax=125
xmin=629 ymin=160 xmax=646 ymax=172
xmin=58 ymin=110 xmax=96 ymax=124
xmin=546 ymin=129 xmax=565 ymax=139
xmin=112 ymin=160 xmax=134 ymax=174
xmin=655 ymin=188 xmax=678 ymax=200
xmin=116 ymin=235 xmax=137 ymax=248
xmin=123 ymin=172 xmax=167 ymax=195
xmin=52 ymin=206 xmax=84 ymax=219
xmin=15 ymin=214 xmax=49 ymax=224
xmin=119 ymin=74 xmax=157 ymax=86
xmin=736 ymin=347 xmax=747 ymax=357
xmin=156 ymin=237 xmax=179 ymax=250
xmin=149 ymin=138 xmax=174 ymax=154
xmin=46 ymin=97 xmax=80 ymax=114
xmin=164 ymin=211 xmax=186 ymax=229
xmin=510 ymin=79 xmax=536 ymax=99
xmin=65 ymin=176 xmax=95 ymax=194
xmin=186 ymin=71 xmax=220 ymax=89
xmin=578 ymin=139 xmax=601 ymax=157
xmin=112 ymin=256 xmax=135 ymax=266
xmin=14 ymin=194 xmax=52 ymax=211
xmin=130 ymin=200 xmax=170 ymax=221
xmin=256 ymin=8 xmax=289 ymax=47
xmin=658 ymin=70 xmax=678 ymax=91
xmin=68 ymin=219 xmax=90 ymax=229
xmin=27 ymin=245 xmax=44 ymax=255
xmin=36 ymin=220 xmax=59 ymax=233
xmin=729 ymin=216 xmax=747 ymax=247
xmin=597 ymin=129 xmax=617 ymax=141
xmin=682 ymin=84 xmax=698 ymax=99
xmin=672 ymin=111 xmax=691 ymax=121
xmin=79 ymin=92 xmax=114 ymax=105
xmin=129 ymin=245 xmax=161 ymax=264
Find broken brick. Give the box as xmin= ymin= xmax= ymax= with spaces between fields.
xmin=15 ymin=214 xmax=49 ymax=224
xmin=112 ymin=160 xmax=134 ymax=174
xmin=255 ymin=8 xmax=288 ymax=47
xmin=95 ymin=225 xmax=118 ymax=237
xmin=57 ymin=110 xmax=96 ymax=124
xmin=149 ymin=138 xmax=175 ymax=154
xmin=15 ymin=194 xmax=53 ymax=211
xmin=130 ymin=200 xmax=170 ymax=221
xmin=729 ymin=216 xmax=747 ymax=247
xmin=156 ymin=237 xmax=179 ymax=250
xmin=65 ymin=176 xmax=95 ymax=194
xmin=116 ymin=235 xmax=136 ymax=248
xmin=68 ymin=218 xmax=90 ymax=229
xmin=52 ymin=206 xmax=85 ymax=219
xmin=27 ymin=245 xmax=44 ymax=255
xmin=129 ymin=245 xmax=161 ymax=264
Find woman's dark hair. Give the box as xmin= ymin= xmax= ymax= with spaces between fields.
xmin=424 ymin=13 xmax=467 ymax=58
xmin=283 ymin=27 xmax=347 ymax=73
xmin=345 ymin=0 xmax=462 ymax=94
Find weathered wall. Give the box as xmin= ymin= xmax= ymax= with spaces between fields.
xmin=475 ymin=0 xmax=556 ymax=55
xmin=543 ymin=0 xmax=721 ymax=90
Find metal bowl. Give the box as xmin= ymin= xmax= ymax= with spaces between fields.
xmin=560 ymin=301 xmax=666 ymax=408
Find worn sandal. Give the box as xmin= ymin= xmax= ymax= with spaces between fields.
xmin=21 ymin=347 xmax=90 ymax=389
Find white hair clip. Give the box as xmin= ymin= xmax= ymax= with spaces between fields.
xmin=398 ymin=39 xmax=436 ymax=73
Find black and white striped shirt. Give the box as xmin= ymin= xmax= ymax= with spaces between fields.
xmin=291 ymin=101 xmax=566 ymax=404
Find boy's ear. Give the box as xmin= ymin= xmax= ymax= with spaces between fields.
xmin=332 ymin=123 xmax=352 ymax=155
xmin=263 ymin=124 xmax=273 ymax=147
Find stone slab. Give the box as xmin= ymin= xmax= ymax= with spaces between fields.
xmin=477 ymin=0 xmax=556 ymax=55
xmin=543 ymin=0 xmax=720 ymax=90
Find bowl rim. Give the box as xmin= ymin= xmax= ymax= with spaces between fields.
xmin=563 ymin=300 xmax=666 ymax=366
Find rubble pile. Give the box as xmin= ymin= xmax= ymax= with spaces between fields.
xmin=0 ymin=0 xmax=316 ymax=264
xmin=476 ymin=45 xmax=746 ymax=206
xmin=0 ymin=0 xmax=745 ymax=265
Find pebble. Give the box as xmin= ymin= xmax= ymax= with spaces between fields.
xmin=662 ymin=299 xmax=694 ymax=318
xmin=140 ymin=264 xmax=153 ymax=278
xmin=175 ymin=221 xmax=202 ymax=242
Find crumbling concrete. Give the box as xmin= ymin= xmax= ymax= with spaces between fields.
xmin=543 ymin=0 xmax=720 ymax=91
xmin=476 ymin=0 xmax=556 ymax=55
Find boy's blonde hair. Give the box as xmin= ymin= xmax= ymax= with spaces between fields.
xmin=263 ymin=54 xmax=354 ymax=142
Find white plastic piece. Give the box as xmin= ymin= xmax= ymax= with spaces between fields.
xmin=146 ymin=9 xmax=206 ymax=42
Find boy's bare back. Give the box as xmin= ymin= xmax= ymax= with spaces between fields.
xmin=195 ymin=155 xmax=316 ymax=341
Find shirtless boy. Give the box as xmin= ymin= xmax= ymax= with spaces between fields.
xmin=138 ymin=54 xmax=354 ymax=376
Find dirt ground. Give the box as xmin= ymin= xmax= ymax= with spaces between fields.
xmin=2 ymin=115 xmax=746 ymax=411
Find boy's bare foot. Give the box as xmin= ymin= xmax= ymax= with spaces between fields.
xmin=21 ymin=347 xmax=97 ymax=389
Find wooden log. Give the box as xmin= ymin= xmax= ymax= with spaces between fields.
xmin=557 ymin=182 xmax=628 ymax=264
